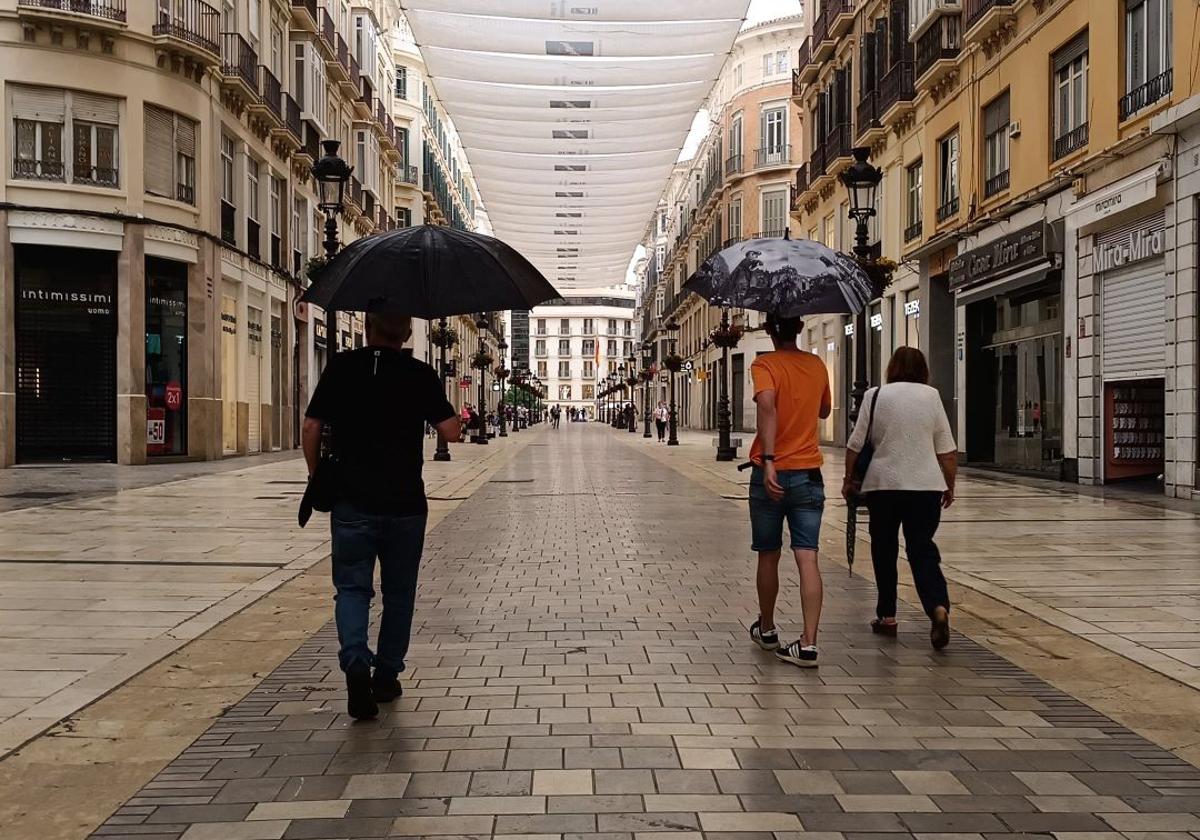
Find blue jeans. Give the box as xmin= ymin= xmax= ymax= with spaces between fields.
xmin=330 ymin=501 xmax=427 ymax=676
xmin=748 ymin=466 xmax=825 ymax=551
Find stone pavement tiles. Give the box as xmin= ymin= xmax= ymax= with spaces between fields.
xmin=87 ymin=426 xmax=1200 ymax=839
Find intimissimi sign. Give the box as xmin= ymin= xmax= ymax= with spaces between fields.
xmin=1094 ymin=213 xmax=1166 ymax=273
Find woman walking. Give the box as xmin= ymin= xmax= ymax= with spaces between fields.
xmin=842 ymin=347 xmax=957 ymax=650
xmin=654 ymin=401 xmax=669 ymax=442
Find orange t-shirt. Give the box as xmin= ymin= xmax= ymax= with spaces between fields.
xmin=749 ymin=350 xmax=830 ymax=470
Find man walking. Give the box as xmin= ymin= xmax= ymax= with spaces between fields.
xmin=302 ymin=312 xmax=460 ymax=720
xmin=747 ymin=314 xmax=831 ymax=668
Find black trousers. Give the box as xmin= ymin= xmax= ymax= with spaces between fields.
xmin=655 ymin=420 xmax=667 ymax=440
xmin=865 ymin=490 xmax=949 ymax=619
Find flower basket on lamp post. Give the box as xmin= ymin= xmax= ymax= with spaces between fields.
xmin=663 ymin=354 xmax=684 ymax=373
xmin=712 ymin=310 xmax=742 ymax=462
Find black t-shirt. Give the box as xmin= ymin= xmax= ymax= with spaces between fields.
xmin=305 ymin=346 xmax=455 ymax=515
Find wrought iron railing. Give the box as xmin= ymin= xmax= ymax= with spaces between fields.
xmin=13 ymin=158 xmax=64 ymax=181
xmin=152 ymin=0 xmax=220 ymax=56
xmin=822 ymin=123 xmax=852 ymax=165
xmin=797 ymin=38 xmax=811 ymax=68
xmin=364 ymin=191 xmax=375 ymax=220
xmin=984 ymin=168 xmax=1010 ymax=198
xmin=320 ymin=7 xmax=334 ymax=51
xmin=965 ymin=0 xmax=1013 ymax=31
xmin=176 ymin=182 xmax=194 ymax=204
xmin=402 ymin=165 xmax=419 ymax=184
xmin=270 ymin=233 xmax=282 ymax=270
xmin=1119 ymin=68 xmax=1173 ymax=121
xmin=18 ymin=0 xmax=127 ymax=21
xmin=809 ymin=143 xmax=828 ymax=179
xmin=220 ymin=200 xmax=236 ymax=245
xmin=284 ymin=93 xmax=302 ymax=140
xmin=904 ymin=220 xmax=923 ymax=243
xmin=879 ymin=59 xmax=915 ymax=115
xmin=349 ymin=175 xmax=363 ymax=209
xmin=220 ymin=32 xmax=257 ymax=89
xmin=336 ymin=34 xmax=349 ymax=72
xmin=936 ymin=196 xmax=959 ymax=223
xmin=258 ymin=65 xmax=282 ymax=120
xmin=755 ymin=145 xmax=791 ymax=168
xmin=74 ymin=165 xmax=118 ymax=187
xmin=302 ymin=125 xmax=320 ymax=160
xmin=856 ymin=90 xmax=879 ymax=139
xmin=246 ymin=218 xmax=260 ymax=259
xmin=1053 ymin=123 xmax=1088 ymax=160
xmin=794 ymin=162 xmax=810 ymax=195
xmin=724 ymin=154 xmax=743 ymax=176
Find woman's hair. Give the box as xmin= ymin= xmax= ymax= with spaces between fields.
xmin=886 ymin=346 xmax=930 ymax=384
xmin=765 ymin=313 xmax=802 ymax=343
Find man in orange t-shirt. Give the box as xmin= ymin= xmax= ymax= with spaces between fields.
xmin=747 ymin=314 xmax=831 ymax=668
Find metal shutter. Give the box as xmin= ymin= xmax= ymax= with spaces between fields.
xmin=1101 ymin=249 xmax=1166 ymax=381
xmin=247 ymin=306 xmax=262 ymax=452
xmin=11 ymin=85 xmax=66 ymax=120
xmin=71 ymin=92 xmax=119 ymax=124
xmin=143 ymin=105 xmax=174 ymax=198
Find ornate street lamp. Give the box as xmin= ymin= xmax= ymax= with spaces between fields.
xmin=711 ymin=309 xmax=743 ymax=462
xmin=614 ymin=365 xmax=626 ymax=428
xmin=430 ymin=318 xmax=458 ymax=462
xmin=640 ymin=343 xmax=653 ymax=438
xmin=625 ymin=352 xmax=638 ymax=433
xmin=840 ymin=147 xmax=884 ymax=429
xmin=665 ymin=322 xmax=682 ymax=446
xmin=496 ymin=338 xmax=509 ymax=437
xmin=310 ymin=140 xmax=352 ymax=364
xmin=472 ymin=313 xmax=491 ymax=445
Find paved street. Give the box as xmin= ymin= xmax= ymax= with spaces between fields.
xmin=56 ymin=425 xmax=1200 ymax=840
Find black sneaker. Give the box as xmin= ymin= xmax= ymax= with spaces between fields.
xmin=750 ymin=618 xmax=781 ymax=651
xmin=931 ymin=609 xmax=951 ymax=651
xmin=372 ymin=670 xmax=403 ymax=703
xmin=775 ymin=640 xmax=819 ymax=668
xmin=345 ymin=661 xmax=378 ymax=720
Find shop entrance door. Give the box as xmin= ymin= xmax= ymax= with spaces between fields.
xmin=221 ymin=296 xmax=238 ymax=454
xmin=731 ymin=353 xmax=745 ymax=432
xmin=247 ymin=305 xmax=263 ymax=453
xmin=15 ymin=245 xmax=117 ymax=462
xmin=271 ymin=308 xmax=284 ymax=450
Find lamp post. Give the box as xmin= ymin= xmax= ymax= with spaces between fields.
xmin=840 ymin=147 xmax=884 ymax=429
xmin=432 ymin=317 xmax=454 ymax=462
xmin=641 ymin=343 xmax=653 ymax=438
xmin=666 ymin=322 xmax=680 ymax=446
xmin=614 ymin=366 xmax=625 ymax=428
xmin=714 ymin=309 xmax=739 ymax=462
xmin=497 ymin=338 xmax=508 ymax=437
xmin=310 ymin=140 xmax=352 ymax=363
xmin=473 ymin=314 xmax=490 ymax=445
xmin=626 ymin=353 xmax=638 ymax=432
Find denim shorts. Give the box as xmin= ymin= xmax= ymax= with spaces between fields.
xmin=748 ymin=466 xmax=826 ymax=552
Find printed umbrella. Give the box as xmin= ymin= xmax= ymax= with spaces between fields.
xmin=683 ymin=234 xmax=877 ymax=318
xmin=301 ymin=224 xmax=561 ymax=318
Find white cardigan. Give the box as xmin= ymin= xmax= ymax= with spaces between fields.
xmin=847 ymin=382 xmax=957 ymax=493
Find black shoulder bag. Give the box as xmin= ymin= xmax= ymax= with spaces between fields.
xmin=850 ymin=387 xmax=882 ymax=489
xmin=298 ymin=425 xmax=343 ymax=527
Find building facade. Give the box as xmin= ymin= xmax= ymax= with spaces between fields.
xmin=788 ymin=0 xmax=1200 ymax=498
xmin=0 ymin=0 xmax=490 ymax=468
xmin=640 ymin=14 xmax=808 ymax=441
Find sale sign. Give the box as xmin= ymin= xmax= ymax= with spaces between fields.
xmin=165 ymin=382 xmax=183 ymax=411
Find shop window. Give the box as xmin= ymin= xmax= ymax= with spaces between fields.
xmin=983 ymin=92 xmax=1010 ymax=197
xmin=144 ymin=104 xmax=196 ymax=204
xmin=11 ymin=87 xmax=118 ymax=187
xmin=145 ymin=258 xmax=188 ymax=457
xmin=1053 ymin=32 xmax=1089 ymax=159
xmin=1122 ymin=0 xmax=1172 ymax=119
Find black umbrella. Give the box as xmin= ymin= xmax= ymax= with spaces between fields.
xmin=684 ymin=235 xmax=877 ymax=318
xmin=301 ymin=224 xmax=561 ymax=317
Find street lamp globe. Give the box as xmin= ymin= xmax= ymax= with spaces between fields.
xmin=840 ymin=147 xmax=883 ymax=258
xmin=312 ymin=140 xmax=353 ymax=214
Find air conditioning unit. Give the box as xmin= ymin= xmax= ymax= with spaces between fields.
xmin=1008 ymin=121 xmax=1022 ymax=138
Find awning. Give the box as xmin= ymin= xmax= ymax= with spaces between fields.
xmin=955 ymin=259 xmax=1060 ymax=307
xmin=1065 ymin=161 xmax=1166 ymax=228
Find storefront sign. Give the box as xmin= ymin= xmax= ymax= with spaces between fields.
xmin=221 ymin=312 xmax=237 ymax=335
xmin=904 ymin=300 xmax=921 ymax=317
xmin=314 ymin=319 xmax=327 ymax=349
xmin=870 ymin=313 xmax=883 ymax=330
xmin=844 ymin=323 xmax=854 ymax=336
xmin=826 ymin=341 xmax=836 ymax=353
xmin=1093 ymin=215 xmax=1166 ymax=272
xmin=165 ymin=382 xmax=183 ymax=411
xmin=247 ymin=318 xmax=263 ymax=344
xmin=459 ymin=376 xmax=473 ymax=389
xmin=1067 ymin=162 xmax=1162 ymax=228
xmin=147 ymin=408 xmax=165 ymax=449
xmin=949 ymin=222 xmax=1051 ymax=291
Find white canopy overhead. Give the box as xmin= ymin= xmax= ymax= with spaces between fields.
xmin=402 ymin=0 xmax=750 ymax=290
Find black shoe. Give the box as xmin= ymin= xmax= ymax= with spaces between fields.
xmin=775 ymin=640 xmax=819 ymax=668
xmin=750 ymin=618 xmax=781 ymax=651
xmin=373 ymin=670 xmax=403 ymax=703
xmin=345 ymin=661 xmax=378 ymax=720
xmin=931 ymin=609 xmax=951 ymax=651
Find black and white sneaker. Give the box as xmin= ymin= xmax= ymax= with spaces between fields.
xmin=750 ymin=618 xmax=781 ymax=651
xmin=775 ymin=640 xmax=819 ymax=668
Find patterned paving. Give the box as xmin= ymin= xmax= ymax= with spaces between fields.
xmin=89 ymin=426 xmax=1200 ymax=839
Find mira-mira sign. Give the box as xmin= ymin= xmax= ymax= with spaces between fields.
xmin=1094 ymin=215 xmax=1166 ymax=273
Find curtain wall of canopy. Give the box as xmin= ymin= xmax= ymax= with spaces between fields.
xmin=401 ymin=1 xmax=750 ymax=290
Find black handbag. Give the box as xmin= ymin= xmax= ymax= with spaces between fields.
xmin=851 ymin=387 xmax=882 ymax=487
xmin=298 ymin=426 xmax=343 ymax=527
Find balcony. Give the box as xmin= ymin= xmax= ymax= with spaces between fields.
xmin=964 ymin=0 xmax=1015 ymax=44
xmin=754 ymin=145 xmax=791 ymax=169
xmin=13 ymin=157 xmax=64 ymax=182
xmin=879 ymin=59 xmax=916 ymax=125
xmin=808 ymin=143 xmax=828 ymax=183
xmin=936 ymin=195 xmax=959 ymax=224
xmin=364 ymin=191 xmax=376 ymax=221
xmin=810 ymin=8 xmax=831 ymax=61
xmin=1120 ymin=68 xmax=1173 ymax=121
xmin=824 ymin=0 xmax=855 ymax=39
xmin=1053 ymin=123 xmax=1088 ymax=161
xmin=289 ymin=0 xmax=317 ymax=32
xmin=904 ymin=220 xmax=923 ymax=243
xmin=220 ymin=200 xmax=236 ymax=246
xmin=246 ymin=218 xmax=261 ymax=260
xmin=821 ymin=122 xmax=853 ymax=178
xmin=724 ymin=154 xmax=744 ymax=177
xmin=328 ymin=34 xmax=351 ymax=84
xmin=272 ymin=92 xmax=303 ymax=151
xmin=855 ymin=91 xmax=885 ymax=145
xmin=218 ymin=32 xmax=257 ymax=102
xmin=795 ymin=38 xmax=818 ymax=85
xmin=910 ymin=0 xmax=962 ymax=41
xmin=348 ymin=175 xmax=363 ymax=212
xmin=74 ymin=165 xmax=118 ymax=187
xmin=915 ymin=13 xmax=962 ymax=91
xmin=247 ymin=65 xmax=282 ymax=128
xmin=400 ymin=165 xmax=419 ymax=185
xmin=342 ymin=52 xmax=362 ymax=99
xmin=319 ymin=6 xmax=335 ymax=53
xmin=984 ymin=168 xmax=1009 ymax=198
xmin=353 ymin=75 xmax=373 ymax=121
xmin=17 ymin=0 xmax=127 ymax=28
xmin=297 ymin=123 xmax=320 ymax=164
xmin=152 ymin=0 xmax=220 ymax=63
xmin=792 ymin=163 xmax=810 ymax=208
xmin=270 ymin=232 xmax=282 ymax=270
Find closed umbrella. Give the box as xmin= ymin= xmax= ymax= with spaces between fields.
xmin=301 ymin=224 xmax=561 ymax=317
xmin=683 ymin=235 xmax=878 ymax=317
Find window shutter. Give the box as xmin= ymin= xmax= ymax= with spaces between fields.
xmin=11 ymin=85 xmax=66 ymax=121
xmin=891 ymin=0 xmax=910 ymax=59
xmin=143 ymin=104 xmax=174 ymax=198
xmin=175 ymin=114 xmax=196 ymax=157
xmin=71 ymin=92 xmax=119 ymax=124
xmin=1054 ymin=30 xmax=1089 ymax=72
xmin=984 ymin=91 xmax=1010 ymax=135
xmin=876 ymin=18 xmax=889 ymax=80
xmin=861 ymin=31 xmax=876 ymax=91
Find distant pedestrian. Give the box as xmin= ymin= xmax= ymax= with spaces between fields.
xmin=748 ymin=314 xmax=831 ymax=668
xmin=842 ymin=347 xmax=957 ymax=650
xmin=302 ymin=312 xmax=461 ymax=720
xmin=654 ymin=401 xmax=669 ymax=441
